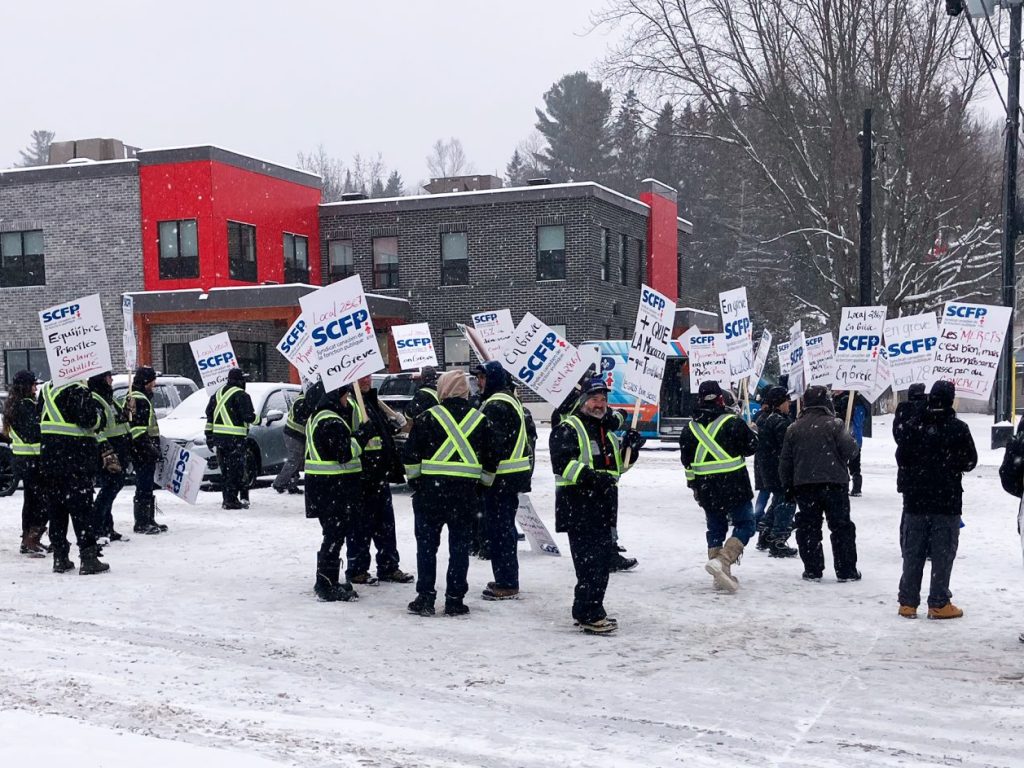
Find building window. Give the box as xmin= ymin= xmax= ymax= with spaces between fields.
xmin=600 ymin=228 xmax=610 ymax=281
xmin=373 ymin=236 xmax=399 ymax=289
xmin=163 ymin=343 xmax=201 ymax=385
xmin=283 ymin=233 xmax=309 ymax=283
xmin=329 ymin=239 xmax=354 ymax=282
xmin=619 ymin=233 xmax=629 ymax=286
xmin=440 ymin=232 xmax=469 ymax=286
xmin=157 ymin=220 xmax=199 ymax=280
xmin=537 ymin=225 xmax=566 ymax=281
xmin=550 ymin=324 xmax=568 ymax=342
xmin=638 ymin=239 xmax=646 ymax=288
xmin=234 ymin=341 xmax=267 ymax=381
xmin=0 ymin=230 xmax=45 ymax=287
xmin=4 ymin=348 xmax=50 ymax=385
xmin=228 ymin=221 xmax=257 ymax=282
xmin=443 ymin=329 xmax=470 ymax=366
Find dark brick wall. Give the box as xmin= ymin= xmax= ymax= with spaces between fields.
xmin=148 ymin=320 xmax=292 ymax=384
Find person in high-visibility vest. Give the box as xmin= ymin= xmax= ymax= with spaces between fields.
xmin=304 ymin=384 xmax=380 ymax=602
xmin=478 ymin=361 xmax=535 ymax=601
xmin=550 ymin=377 xmax=645 ymax=634
xmin=2 ymin=370 xmax=47 ymax=557
xmin=39 ymin=375 xmax=109 ymax=574
xmin=679 ymin=380 xmax=758 ymax=592
xmin=272 ymin=381 xmax=322 ymax=495
xmin=204 ymin=368 xmax=256 ymax=510
xmin=403 ymin=370 xmax=497 ymax=617
xmin=403 ymin=366 xmax=440 ymax=421
xmin=127 ymin=366 xmax=165 ymax=535
xmin=89 ymin=371 xmax=130 ymax=542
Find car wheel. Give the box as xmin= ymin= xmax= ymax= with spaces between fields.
xmin=243 ymin=443 xmax=261 ymax=489
xmin=0 ymin=452 xmax=18 ymax=497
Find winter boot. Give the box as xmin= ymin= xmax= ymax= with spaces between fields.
xmin=408 ymin=593 xmax=436 ymax=616
xmin=79 ymin=545 xmax=110 ymax=575
xmin=20 ymin=527 xmax=47 ymax=558
xmin=578 ymin=618 xmax=618 ymax=635
xmin=151 ymin=501 xmax=168 ymax=532
xmin=52 ymin=543 xmax=75 ymax=574
xmin=898 ymin=605 xmax=918 ymax=619
xmin=850 ymin=474 xmax=863 ymax=497
xmin=755 ymin=521 xmax=770 ymax=551
xmin=705 ymin=537 xmax=744 ymax=592
xmin=609 ymin=554 xmax=639 ymax=572
xmin=377 ymin=568 xmax=415 ymax=584
xmin=768 ymin=536 xmax=798 ymax=558
xmin=133 ymin=500 xmax=161 ymax=534
xmin=927 ymin=602 xmax=963 ymax=620
xmin=350 ymin=571 xmax=379 ymax=586
xmin=444 ymin=596 xmax=470 ymax=616
xmin=481 ymin=586 xmax=520 ymax=601
xmin=314 ymin=558 xmax=354 ymax=602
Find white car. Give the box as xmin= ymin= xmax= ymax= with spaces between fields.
xmin=112 ymin=374 xmax=198 ymax=419
xmin=159 ymin=383 xmax=302 ymax=485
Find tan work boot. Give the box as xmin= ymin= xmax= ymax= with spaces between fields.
xmin=898 ymin=605 xmax=918 ymax=619
xmin=705 ymin=537 xmax=744 ymax=592
xmin=927 ymin=602 xmax=963 ymax=620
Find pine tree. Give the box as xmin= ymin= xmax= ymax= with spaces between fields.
xmin=17 ymin=129 xmax=55 ymax=167
xmin=370 ymin=177 xmax=386 ymax=198
xmin=383 ymin=170 xmax=405 ymax=197
xmin=505 ymin=150 xmax=526 ymax=187
xmin=646 ymin=102 xmax=677 ymax=188
xmin=610 ymin=89 xmax=645 ymax=193
xmin=535 ymin=72 xmax=614 ymax=183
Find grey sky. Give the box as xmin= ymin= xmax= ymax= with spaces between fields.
xmin=0 ymin=0 xmax=618 ymax=185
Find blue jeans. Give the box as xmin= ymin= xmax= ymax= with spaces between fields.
xmin=705 ymin=499 xmax=756 ymax=548
xmin=754 ymin=489 xmax=773 ymax=525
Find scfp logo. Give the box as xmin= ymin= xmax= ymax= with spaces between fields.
xmin=397 ymin=337 xmax=432 ymax=349
xmin=198 ymin=352 xmax=235 ymax=371
xmin=724 ymin=318 xmax=751 ymax=340
xmin=946 ymin=306 xmax=987 ymax=319
xmin=690 ymin=335 xmax=716 ymax=346
xmin=887 ymin=338 xmax=937 ymax=358
xmin=475 ymin=313 xmax=498 ymax=323
xmin=42 ymin=303 xmax=81 ymax=323
xmin=281 ymin=320 xmax=306 ymax=354
xmin=641 ymin=289 xmax=666 ymax=312
xmin=518 ymin=333 xmax=559 ymax=383
xmin=837 ymin=335 xmax=880 ymax=352
xmin=312 ymin=309 xmax=369 ymax=347
xmin=171 ymin=451 xmax=190 ymax=493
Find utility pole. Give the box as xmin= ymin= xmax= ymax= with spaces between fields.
xmin=858 ymin=109 xmax=873 ymax=306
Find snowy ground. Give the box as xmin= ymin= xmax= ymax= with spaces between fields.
xmin=2 ymin=414 xmax=1023 ymax=767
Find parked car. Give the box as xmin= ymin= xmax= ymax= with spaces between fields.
xmin=112 ymin=374 xmax=199 ymax=419
xmin=158 ymin=383 xmax=302 ymax=486
xmin=377 ymin=372 xmax=419 ymax=415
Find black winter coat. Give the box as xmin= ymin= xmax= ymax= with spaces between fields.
xmin=779 ymin=406 xmax=860 ymax=488
xmin=481 ymin=388 xmax=534 ymax=494
xmin=895 ymin=404 xmax=977 ymax=514
xmin=359 ymin=388 xmax=405 ymax=485
xmin=204 ymin=385 xmax=256 ymax=448
xmin=40 ymin=382 xmax=104 ymax=480
xmin=893 ymin=398 xmax=926 ymax=493
xmin=7 ymin=396 xmax=41 ymax=475
xmin=283 ymin=383 xmax=321 ymax=441
xmin=753 ymin=407 xmax=789 ymax=490
xmin=128 ymin=386 xmax=161 ymax=466
xmin=679 ymin=405 xmax=757 ymax=514
xmin=404 ymin=385 xmax=440 ymax=421
xmin=1000 ymin=419 xmax=1024 ymax=498
xmin=304 ymin=400 xmax=363 ymax=519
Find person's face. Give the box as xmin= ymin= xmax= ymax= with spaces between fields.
xmin=475 ymin=373 xmax=486 ymax=391
xmin=581 ymin=392 xmax=608 ymax=419
xmin=779 ymin=399 xmax=791 ymax=414
xmin=145 ymin=379 xmax=157 ymax=394
xmin=104 ymin=374 xmax=113 ymax=387
xmin=359 ymin=376 xmax=371 ymax=392
xmin=30 ymin=383 xmax=37 ymax=398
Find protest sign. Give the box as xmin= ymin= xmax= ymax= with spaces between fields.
xmin=458 ymin=323 xmax=492 ymax=362
xmin=930 ymin=302 xmax=1012 ymax=401
xmin=275 ymin=314 xmax=320 ymax=385
xmin=299 ymin=276 xmax=385 ymax=393
xmin=747 ymin=329 xmax=773 ymax=395
xmin=472 ymin=310 xmax=515 ymax=359
xmin=391 ymin=323 xmax=438 ymax=370
xmin=622 ymin=284 xmax=674 ymax=404
xmin=499 ymin=313 xmax=586 ymax=407
xmin=883 ymin=313 xmax=938 ymax=392
xmin=190 ymin=332 xmax=238 ymax=394
xmin=805 ymin=332 xmax=836 ymax=387
xmin=787 ymin=321 xmax=807 ymax=397
xmin=157 ymin=438 xmax=207 ymax=505
xmin=833 ymin=306 xmax=887 ymax=391
xmin=680 ymin=325 xmax=729 ymax=391
xmin=863 ymin=347 xmax=892 ymax=404
xmin=122 ymin=295 xmax=137 ymax=373
xmin=719 ymin=287 xmax=754 ymax=382
xmin=38 ymin=293 xmax=113 ymax=386
xmin=515 ymin=495 xmax=560 ymax=556
xmin=579 ymin=343 xmax=601 ymax=378
xmin=777 ymin=341 xmax=792 ymax=375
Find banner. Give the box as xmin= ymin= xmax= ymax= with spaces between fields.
xmin=681 ymin=325 xmax=729 ymax=391
xmin=190 ymin=332 xmax=238 ymax=394
xmin=499 ymin=313 xmax=586 ymax=407
xmin=787 ymin=321 xmax=806 ymax=397
xmin=863 ymin=347 xmax=892 ymax=404
xmin=38 ymin=293 xmax=113 ymax=386
xmin=833 ymin=306 xmax=887 ymax=391
xmin=515 ymin=495 xmax=560 ymax=556
xmin=931 ymin=301 xmax=1012 ymax=401
xmin=299 ymin=275 xmax=385 ymax=393
xmin=805 ymin=332 xmax=836 ymax=387
xmin=472 ymin=310 xmax=515 ymax=359
xmin=622 ymin=284 xmax=674 ymax=404
xmin=458 ymin=323 xmax=492 ymax=362
xmin=275 ymin=314 xmax=320 ymax=385
xmin=883 ymin=312 xmax=938 ymax=392
xmin=777 ymin=341 xmax=792 ymax=375
xmin=391 ymin=323 xmax=438 ymax=370
xmin=719 ymin=287 xmax=754 ymax=382
xmin=157 ymin=438 xmax=207 ymax=505
xmin=122 ymin=295 xmax=136 ymax=373
xmin=747 ymin=329 xmax=773 ymax=395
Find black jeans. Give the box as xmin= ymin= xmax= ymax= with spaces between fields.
xmin=47 ymin=475 xmax=96 ymax=555
xmin=794 ymin=483 xmax=858 ymax=578
xmin=134 ymin=459 xmax=156 ymax=505
xmin=567 ymin=525 xmax=614 ymax=624
xmin=217 ymin=439 xmax=247 ymax=503
xmin=413 ymin=494 xmax=472 ymax=601
xmin=346 ymin=479 xmax=400 ymax=578
xmin=898 ymin=512 xmax=960 ymax=609
xmin=485 ymin=487 xmax=520 ymax=589
xmin=318 ymin=513 xmax=350 ymax=572
xmin=14 ymin=458 xmax=47 ymax=534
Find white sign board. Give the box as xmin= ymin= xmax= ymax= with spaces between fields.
xmin=515 ymin=494 xmax=560 ymax=556
xmin=299 ymin=276 xmax=385 ymax=393
xmin=275 ymin=314 xmax=320 ymax=385
xmin=883 ymin=313 xmax=939 ymax=392
xmin=499 ymin=313 xmax=585 ymax=407
xmin=157 ymin=438 xmax=207 ymax=505
xmin=747 ymin=329 xmax=773 ymax=396
xmin=579 ymin=343 xmax=601 ymax=378
xmin=805 ymin=332 xmax=836 ymax=387
xmin=472 ymin=310 xmax=515 ymax=359
xmin=190 ymin=332 xmax=238 ymax=394
xmin=122 ymin=295 xmax=137 ymax=373
xmin=458 ymin=323 xmax=492 ymax=362
xmin=622 ymin=284 xmax=674 ymax=404
xmin=391 ymin=323 xmax=438 ymax=370
xmin=787 ymin=321 xmax=807 ymax=397
xmin=931 ymin=302 xmax=1012 ymax=401
xmin=719 ymin=287 xmax=754 ymax=382
xmin=681 ymin=325 xmax=729 ymax=391
xmin=38 ymin=293 xmax=113 ymax=386
xmin=864 ymin=347 xmax=892 ymax=404
xmin=833 ymin=306 xmax=887 ymax=391
xmin=777 ymin=342 xmax=792 ymax=375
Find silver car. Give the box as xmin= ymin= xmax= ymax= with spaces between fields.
xmin=112 ymin=374 xmax=198 ymax=419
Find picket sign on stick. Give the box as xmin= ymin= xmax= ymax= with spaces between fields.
xmin=844 ymin=392 xmax=855 ymax=428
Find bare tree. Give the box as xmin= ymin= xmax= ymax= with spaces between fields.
xmin=426 ymin=138 xmax=473 ymax=177
xmin=296 ymin=144 xmax=346 ymax=202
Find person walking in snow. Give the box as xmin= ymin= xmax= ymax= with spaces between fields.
xmin=680 ymin=381 xmax=758 ymax=591
xmin=2 ymin=370 xmax=47 ymax=557
xmin=998 ymin=411 xmax=1024 ymax=643
xmin=778 ymin=385 xmax=861 ymax=583
xmin=752 ymin=386 xmax=797 ymax=557
xmin=894 ymin=380 xmax=977 ymax=620
xmin=126 ymin=366 xmax=166 ymax=535
xmin=89 ymin=371 xmax=131 ymax=543
xmin=204 ymin=367 xmax=256 ymax=510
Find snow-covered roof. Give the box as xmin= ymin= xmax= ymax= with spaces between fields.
xmin=137 ymin=144 xmax=320 ymax=180
xmin=0 ymin=158 xmax=137 ymax=174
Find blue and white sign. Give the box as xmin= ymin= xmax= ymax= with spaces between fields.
xmin=623 ymin=283 xmax=674 ymax=404
xmin=157 ymin=438 xmax=207 ymax=505
xmin=719 ymin=286 xmax=754 ymax=382
xmin=883 ymin=312 xmax=938 ymax=391
xmin=122 ymin=295 xmax=136 ymax=373
xmin=805 ymin=332 xmax=836 ymax=387
xmin=190 ymin=332 xmax=238 ymax=394
xmin=392 ymin=322 xmax=438 ymax=370
xmin=747 ymin=329 xmax=772 ymax=396
xmin=39 ymin=293 xmax=113 ymax=386
xmin=832 ymin=306 xmax=887 ymax=391
xmin=500 ymin=312 xmax=585 ymax=407
xmin=472 ymin=309 xmax=514 ymax=359
xmin=931 ymin=301 xmax=1012 ymax=401
xmin=680 ymin=324 xmax=729 ymax=391
xmin=276 ymin=314 xmax=319 ymax=386
xmin=787 ymin=321 xmax=807 ymax=397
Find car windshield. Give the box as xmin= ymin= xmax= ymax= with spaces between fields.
xmin=379 ymin=378 xmax=418 ymax=397
xmin=165 ymin=389 xmax=210 ymax=420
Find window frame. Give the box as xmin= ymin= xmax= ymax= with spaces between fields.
xmin=328 ymin=239 xmax=355 ymax=283
xmin=619 ymin=233 xmax=629 ymax=286
xmin=0 ymin=229 xmax=46 ymax=288
xmin=536 ymin=224 xmax=566 ymax=281
xmin=443 ymin=328 xmax=470 ymax=366
xmin=372 ymin=235 xmax=400 ymax=289
xmin=283 ymin=232 xmax=310 ymax=284
xmin=157 ymin=219 xmax=199 ymax=280
xmin=3 ymin=348 xmax=49 ymax=385
xmin=600 ymin=227 xmax=610 ymax=282
xmin=440 ymin=231 xmax=469 ymax=286
xmin=233 ymin=340 xmax=267 ymax=381
xmin=227 ymin=220 xmax=258 ymax=282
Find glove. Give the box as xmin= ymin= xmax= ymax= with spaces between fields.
xmin=622 ymin=429 xmax=646 ymax=455
xmin=353 ymin=420 xmax=380 ymax=447
xmin=101 ymin=445 xmax=122 ymax=474
xmin=590 ymin=472 xmax=617 ymax=492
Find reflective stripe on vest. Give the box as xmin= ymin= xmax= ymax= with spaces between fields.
xmin=420 ymin=387 xmax=439 ymax=404
xmin=685 ymin=414 xmax=745 ymax=480
xmin=128 ymin=391 xmax=160 ymax=438
xmin=351 ymin=400 xmax=382 ymax=451
xmin=419 ymin=406 xmax=484 ymax=479
xmin=486 ymin=392 xmax=531 ymax=475
xmin=286 ymin=394 xmax=306 ymax=434
xmin=39 ymin=382 xmax=95 ymax=439
xmin=9 ymin=425 xmax=40 ymax=456
xmin=555 ymin=415 xmax=622 ymax=488
xmin=212 ymin=386 xmax=248 ymax=437
xmin=92 ymin=392 xmax=128 ymax=441
xmin=304 ymin=410 xmax=362 ymax=475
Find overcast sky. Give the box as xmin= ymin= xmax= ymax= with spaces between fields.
xmin=0 ymin=0 xmax=619 ymax=184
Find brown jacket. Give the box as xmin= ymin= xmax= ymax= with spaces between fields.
xmin=778 ymin=405 xmax=860 ymax=488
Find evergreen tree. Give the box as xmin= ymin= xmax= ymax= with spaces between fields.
xmin=505 ymin=149 xmax=526 ymax=187
xmin=646 ymin=102 xmax=678 ymax=188
xmin=17 ymin=129 xmax=55 ymax=167
xmin=383 ymin=170 xmax=405 ymax=197
xmin=370 ymin=177 xmax=386 ymax=198
xmin=610 ymin=89 xmax=645 ymax=193
xmin=535 ymin=72 xmax=614 ymax=183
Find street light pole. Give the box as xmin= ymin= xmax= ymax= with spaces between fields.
xmin=858 ymin=108 xmax=873 ymax=307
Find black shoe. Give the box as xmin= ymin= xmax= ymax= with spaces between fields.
xmin=408 ymin=594 xmax=436 ymax=616
xmin=516 ymin=532 xmax=525 ymax=541
xmin=133 ymin=522 xmax=162 ymax=534
xmin=609 ymin=554 xmax=638 ymax=572
xmin=802 ymin=572 xmax=822 ymax=582
xmin=240 ymin=499 xmax=250 ymax=509
xmin=616 ymin=544 xmax=627 ymax=553
xmin=274 ymin=486 xmax=286 ymax=495
xmin=849 ymin=491 xmax=862 ymax=497
xmin=79 ymin=547 xmax=110 ymax=575
xmin=222 ymin=500 xmax=244 ymax=510
xmin=768 ymin=539 xmax=798 ymax=558
xmin=314 ymin=581 xmax=339 ymax=602
xmin=53 ymin=554 xmax=76 ymax=573
xmin=444 ymin=597 xmax=470 ymax=616
xmin=837 ymin=570 xmax=862 ymax=583
xmin=350 ymin=571 xmax=379 ymax=586
xmin=378 ymin=569 xmax=414 ymax=584
xmin=755 ymin=529 xmax=771 ymax=551
xmin=109 ymin=530 xmax=124 ymax=542
xmin=287 ymin=486 xmax=304 ymax=495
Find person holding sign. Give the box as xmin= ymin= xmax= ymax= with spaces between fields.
xmin=204 ymin=368 xmax=257 ymax=510
xmin=404 ymin=366 xmax=441 ymax=421
xmin=89 ymin=371 xmax=131 ymax=542
xmin=2 ymin=371 xmax=48 ymax=557
xmin=832 ymin=390 xmax=869 ymax=497
xmin=679 ymin=381 xmax=758 ymax=592
xmin=127 ymin=366 xmax=167 ymax=535
xmin=272 ymin=381 xmax=322 ymax=495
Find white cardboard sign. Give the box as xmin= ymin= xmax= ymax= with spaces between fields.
xmin=719 ymin=287 xmax=754 ymax=382
xmin=190 ymin=332 xmax=238 ymax=394
xmin=515 ymin=494 xmax=560 ymax=556
xmin=832 ymin=306 xmax=887 ymax=391
xmin=883 ymin=313 xmax=939 ymax=392
xmin=747 ymin=329 xmax=773 ymax=396
xmin=157 ymin=438 xmax=207 ymax=505
xmin=805 ymin=332 xmax=836 ymax=387
xmin=777 ymin=342 xmax=792 ymax=375
xmin=472 ymin=310 xmax=515 ymax=359
xmin=863 ymin=347 xmax=892 ymax=404
xmin=681 ymin=326 xmax=729 ymax=391
xmin=122 ymin=295 xmax=137 ymax=373
xmin=38 ymin=293 xmax=113 ymax=386
xmin=787 ymin=321 xmax=807 ymax=397
xmin=499 ymin=313 xmax=585 ymax=407
xmin=391 ymin=323 xmax=438 ymax=370
xmin=622 ymin=284 xmax=674 ymax=404
xmin=275 ymin=314 xmax=320 ymax=385
xmin=299 ymin=276 xmax=385 ymax=393
xmin=931 ymin=302 xmax=1012 ymax=401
